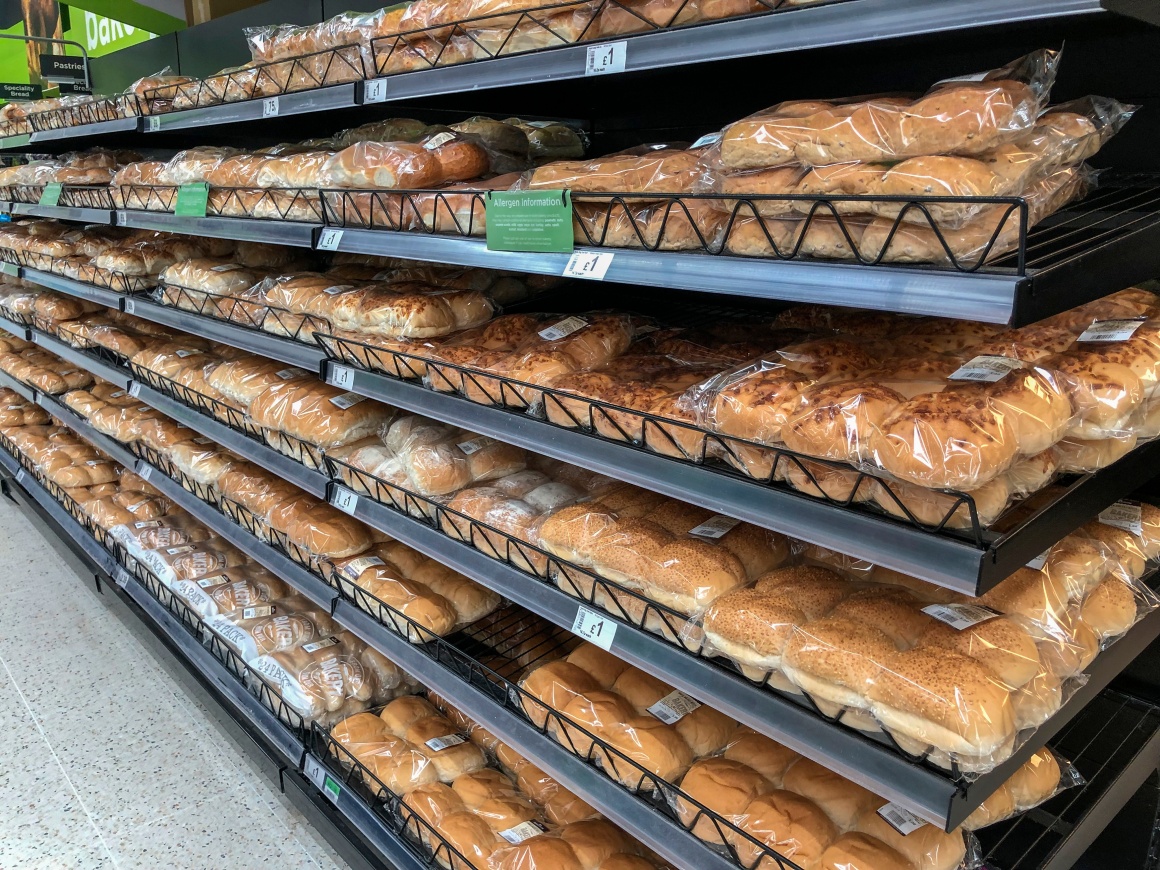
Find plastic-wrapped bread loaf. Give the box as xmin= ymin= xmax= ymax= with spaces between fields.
xmin=248 ymin=380 xmax=397 ymax=450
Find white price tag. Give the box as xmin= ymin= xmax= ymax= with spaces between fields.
xmin=877 ymin=803 xmax=927 ymax=835
xmin=572 ymin=605 xmax=616 ymax=651
xmin=364 ymin=79 xmax=387 ymax=103
xmin=922 ymin=602 xmax=999 ymax=631
xmin=327 ymin=364 xmax=355 ymax=390
xmin=585 ymin=41 xmax=627 ymax=76
xmin=197 ymin=575 xmax=226 ymax=588
xmin=317 ymin=228 xmax=344 ymax=251
xmin=114 ymin=567 xmax=132 ymax=588
xmin=15 ymin=468 xmax=25 ymax=484
xmin=424 ymin=131 xmax=456 ymax=151
xmin=123 ymin=298 xmax=135 ymax=314
xmin=538 ymin=316 xmax=588 ymax=341
xmin=1026 ymin=551 xmax=1048 ymax=570
xmin=146 ymin=116 xmax=160 ymax=132
xmin=330 ymin=487 xmax=359 ymax=515
xmin=688 ymin=514 xmax=740 ymax=539
xmin=498 ymin=821 xmax=547 ymax=844
xmin=243 ymin=605 xmax=274 ymax=619
xmin=647 ymin=690 xmax=701 ymax=724
xmin=262 ymin=97 xmax=279 ymax=118
xmin=303 ymin=755 xmax=341 ymax=804
xmin=138 ymin=464 xmax=152 ymax=481
xmin=128 ymin=382 xmax=141 ymax=398
xmin=1078 ymin=318 xmax=1145 ymax=343
xmin=948 ymin=354 xmax=1022 ymax=383
xmin=563 ymin=251 xmax=614 ymax=281
xmin=1099 ymin=500 xmax=1144 ymax=537
xmin=425 ymin=734 xmax=466 ymax=752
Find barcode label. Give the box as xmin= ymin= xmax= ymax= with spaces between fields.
xmin=303 ymin=636 xmax=340 ymax=653
xmin=174 ymin=349 xmax=198 ymax=358
xmin=1100 ymin=500 xmax=1144 ymax=536
xmin=276 ymin=368 xmax=300 ymax=380
xmin=877 ymin=803 xmax=927 ymax=835
xmin=562 ymin=252 xmax=613 ymax=281
xmin=647 ymin=690 xmax=701 ymax=724
xmin=538 ymin=316 xmax=588 ymax=341
xmin=165 ymin=546 xmax=193 ymax=555
xmin=110 ymin=390 xmax=126 ymax=398
xmin=1078 ymin=318 xmax=1146 ymax=343
xmin=457 ymin=437 xmax=489 ymax=455
xmin=499 ymin=820 xmax=547 ymax=844
xmin=425 ymin=734 xmax=466 ymax=751
xmin=243 ymin=605 xmax=274 ymax=619
xmin=691 ymin=132 xmax=723 ymax=149
xmin=922 ymin=603 xmax=1000 ymax=630
xmin=322 ymin=284 xmax=353 ymax=296
xmin=948 ymin=355 xmax=1022 ymax=383
xmin=572 ymin=605 xmax=616 ymax=651
xmin=328 ymin=391 xmax=366 ymax=410
xmin=424 ymin=132 xmax=456 ymax=150
xmin=197 ymin=575 xmax=226 ymax=588
xmin=133 ymin=520 xmax=160 ymax=529
xmin=341 ymin=555 xmax=384 ymax=579
xmin=688 ymin=514 xmax=740 ymax=539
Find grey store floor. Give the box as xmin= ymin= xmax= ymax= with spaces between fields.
xmin=0 ymin=495 xmax=350 ymax=869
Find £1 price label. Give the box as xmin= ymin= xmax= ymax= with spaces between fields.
xmin=262 ymin=97 xmax=279 ymax=118
xmin=572 ymin=605 xmax=616 ymax=650
xmin=585 ymin=41 xmax=627 ymax=76
xmin=563 ymin=251 xmax=614 ymax=281
xmin=303 ymin=755 xmax=342 ymax=804
xmin=317 ymin=228 xmax=344 ymax=251
xmin=146 ymin=116 xmax=161 ymax=132
xmin=330 ymin=487 xmax=359 ymax=515
xmin=114 ymin=568 xmax=132 ymax=588
xmin=364 ymin=79 xmax=387 ymax=103
xmin=123 ymin=298 xmax=135 ymax=314
xmin=327 ymin=364 xmax=355 ymax=389
xmin=128 ymin=382 xmax=141 ymax=398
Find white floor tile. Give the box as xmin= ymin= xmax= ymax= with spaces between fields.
xmin=0 ymin=496 xmax=350 ymax=869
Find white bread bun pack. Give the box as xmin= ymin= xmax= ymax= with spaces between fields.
xmin=249 ymin=379 xmax=397 ymax=454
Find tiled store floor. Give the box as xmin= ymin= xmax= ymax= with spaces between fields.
xmin=0 ymin=495 xmax=350 ymax=869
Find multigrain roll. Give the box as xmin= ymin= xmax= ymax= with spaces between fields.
xmin=1081 ymin=576 xmax=1139 ymax=640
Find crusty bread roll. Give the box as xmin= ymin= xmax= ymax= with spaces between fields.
xmin=380 ymin=695 xmax=440 ymax=736
xmin=734 ymin=789 xmax=839 ymax=870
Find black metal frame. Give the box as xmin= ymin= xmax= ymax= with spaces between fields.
xmin=116 ymin=185 xmax=324 ymax=223
xmin=128 ymin=361 xmax=262 ymax=437
xmin=154 ymin=281 xmax=331 ymax=347
xmin=27 ymin=96 xmax=128 ymax=132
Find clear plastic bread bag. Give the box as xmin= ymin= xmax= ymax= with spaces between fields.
xmin=172 ymin=566 xmax=289 ymax=620
xmin=138 ymin=540 xmax=249 ymax=587
xmin=963 ymin=747 xmax=1083 ymax=830
xmin=207 ymin=595 xmax=337 ymax=660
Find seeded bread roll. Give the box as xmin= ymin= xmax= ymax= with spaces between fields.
xmin=701 ymin=587 xmax=805 ymax=682
xmin=1081 ymin=576 xmax=1138 ymax=640
xmin=782 ymin=616 xmax=897 ymax=718
xmin=917 ymin=616 xmax=1041 ymax=690
xmin=1049 ymin=352 xmax=1145 ymax=436
xmin=783 ymin=381 xmax=906 ymax=464
xmin=868 ymin=647 xmax=1015 ymax=758
xmin=977 ymin=567 xmax=1069 ymax=628
xmin=1083 ymin=520 xmax=1147 ymax=580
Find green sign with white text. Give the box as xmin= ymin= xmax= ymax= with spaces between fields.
xmin=485 ymin=190 xmax=573 ymax=253
xmin=174 ymin=183 xmax=209 ymax=217
xmin=39 ymin=183 xmax=62 ymax=206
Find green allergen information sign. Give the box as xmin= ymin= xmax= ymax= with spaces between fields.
xmin=39 ymin=183 xmax=62 ymax=207
xmin=485 ymin=190 xmax=574 ymax=253
xmin=174 ymin=182 xmax=210 ymax=217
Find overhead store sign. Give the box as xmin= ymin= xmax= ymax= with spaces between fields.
xmin=39 ymin=53 xmax=87 ymax=82
xmin=0 ymin=83 xmax=41 ymax=100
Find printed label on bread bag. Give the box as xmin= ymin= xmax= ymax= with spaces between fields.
xmin=457 ymin=437 xmax=490 ymax=455
xmin=498 ymin=821 xmax=548 ymax=844
xmin=328 ymin=391 xmax=366 ymax=410
xmin=690 ymin=132 xmax=723 ymax=150
xmin=539 ymin=316 xmax=587 ymax=342
xmin=876 ymin=803 xmax=927 ymax=835
xmin=210 ymin=264 xmax=245 ymax=272
xmin=165 ymin=545 xmax=193 ymax=555
xmin=243 ymin=605 xmax=274 ymax=619
xmin=1099 ymin=500 xmax=1143 ymax=536
xmin=647 ymin=690 xmax=702 ymax=724
xmin=322 ymin=284 xmax=353 ymax=296
xmin=948 ymin=354 xmax=1022 ymax=383
xmin=276 ymin=368 xmax=300 ymax=380
xmin=1078 ymin=318 xmax=1146 ymax=343
xmin=197 ymin=574 xmax=227 ymax=588
xmin=110 ymin=390 xmax=126 ymax=398
xmin=133 ymin=520 xmax=161 ymax=529
xmin=933 ymin=71 xmax=989 ymax=85
xmin=688 ymin=514 xmax=740 ymax=539
xmin=341 ymin=555 xmax=384 ymax=579
xmin=84 ymin=459 xmax=104 ymax=466
xmin=174 ymin=349 xmax=198 ymax=358
xmin=193 ymin=437 xmax=214 ymax=445
xmin=425 ymin=734 xmax=466 ymax=752
xmin=303 ymin=636 xmax=340 ymax=653
xmin=921 ymin=603 xmax=999 ymax=630
xmin=424 ymin=132 xmax=456 ymax=150
xmin=572 ymin=605 xmax=616 ymax=651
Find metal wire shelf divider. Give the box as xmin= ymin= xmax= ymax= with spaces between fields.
xmin=0 ymin=302 xmax=35 ymax=326
xmin=56 ymin=326 xmax=135 ymax=368
xmin=114 ymin=185 xmax=324 ymax=223
xmin=127 ymin=429 xmax=812 ymax=869
xmin=369 ymin=0 xmax=825 ymax=75
xmin=13 ymin=250 xmax=156 ymax=293
xmin=144 ymin=45 xmax=370 ymax=113
xmin=0 ymin=184 xmax=116 ymax=210
xmin=127 ymin=362 xmax=263 ymax=437
xmin=315 ymin=330 xmax=993 ymax=542
xmin=320 ymin=188 xmax=1033 ymax=274
xmin=152 ymin=281 xmax=333 ymax=347
xmin=27 ymin=95 xmax=133 ymax=132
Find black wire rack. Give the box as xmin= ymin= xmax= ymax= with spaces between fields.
xmin=145 ymin=44 xmax=370 ymax=113
xmin=0 ymin=183 xmax=115 ymax=209
xmin=115 ymin=185 xmax=324 ymax=223
xmin=128 ymin=362 xmax=261 ymax=437
xmin=0 ymin=301 xmax=35 ymax=326
xmin=154 ymin=281 xmax=332 ymax=346
xmin=131 ymin=443 xmax=221 ymax=505
xmin=977 ymin=691 xmax=1160 ymax=869
xmin=27 ymin=97 xmax=126 ymax=132
xmin=370 ymin=0 xmax=814 ymax=75
xmin=0 ymin=183 xmax=45 ymax=204
xmin=316 ymin=333 xmax=993 ymax=541
xmin=320 ymin=187 xmax=1039 ymax=273
xmin=13 ymin=250 xmax=155 ymax=294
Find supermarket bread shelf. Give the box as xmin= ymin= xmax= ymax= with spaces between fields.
xmin=35 ymin=391 xmax=140 ymax=469
xmin=29 ymin=330 xmax=132 ymax=389
xmin=115 ymin=209 xmax=320 ymax=248
xmin=0 ymin=368 xmax=37 ymax=404
xmin=149 ymin=84 xmax=358 ymax=132
xmin=23 ymin=266 xmax=131 ymax=310
xmin=10 ymin=204 xmax=114 ymax=224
